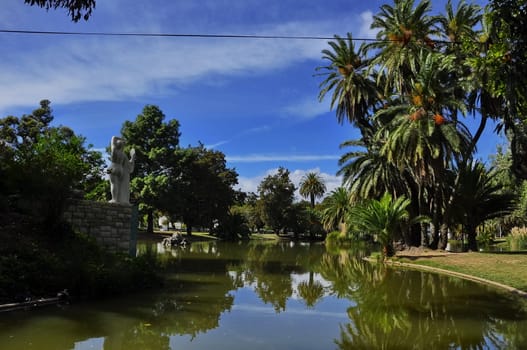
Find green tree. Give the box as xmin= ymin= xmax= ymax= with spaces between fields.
xmin=121 ymin=105 xmax=181 ymax=234
xmin=299 ymin=172 xmax=326 ymax=208
xmin=484 ymin=0 xmax=527 ymax=179
xmin=349 ymin=193 xmax=420 ymax=258
xmin=367 ymin=0 xmax=439 ymax=95
xmin=317 ymin=33 xmax=379 ymax=140
xmin=168 ymin=144 xmax=238 ymax=236
xmin=452 ymin=162 xmax=515 ymax=251
xmin=23 ymin=0 xmax=96 ymax=21
xmin=257 ymin=167 xmax=295 ymax=235
xmin=320 ymin=187 xmax=351 ymax=234
xmin=0 ymin=100 xmax=104 ymax=230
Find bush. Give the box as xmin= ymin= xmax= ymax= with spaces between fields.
xmin=0 ymin=219 xmax=162 ymax=303
xmin=507 ymin=226 xmax=527 ymax=251
xmin=477 ymin=228 xmax=494 ymax=247
xmin=325 ymin=231 xmax=354 ymax=247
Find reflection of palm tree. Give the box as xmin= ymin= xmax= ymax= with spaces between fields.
xmin=297 ymin=279 xmax=325 ymax=308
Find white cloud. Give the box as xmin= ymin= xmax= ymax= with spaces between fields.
xmin=0 ymin=5 xmax=373 ymax=113
xmin=358 ymin=11 xmax=378 ymax=39
xmin=282 ymin=97 xmax=330 ymax=120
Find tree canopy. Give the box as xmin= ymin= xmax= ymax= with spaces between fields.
xmin=121 ymin=105 xmax=181 ymax=234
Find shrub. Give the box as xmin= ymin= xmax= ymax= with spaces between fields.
xmin=507 ymin=226 xmax=527 ymax=251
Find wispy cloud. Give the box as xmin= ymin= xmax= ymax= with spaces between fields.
xmin=0 ymin=4 xmax=373 ymax=114
xmin=282 ymin=97 xmax=331 ymax=120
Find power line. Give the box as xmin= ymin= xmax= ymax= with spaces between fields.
xmin=0 ymin=28 xmax=459 ymax=45
xmin=0 ymin=28 xmax=364 ymax=40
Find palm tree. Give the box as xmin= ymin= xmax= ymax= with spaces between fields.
xmin=452 ymin=162 xmax=515 ymax=251
xmin=317 ymin=33 xmax=381 ymax=139
xmin=339 ymin=136 xmax=410 ymax=193
xmin=349 ymin=193 xmax=424 ymax=258
xmin=378 ymin=50 xmax=472 ymax=247
xmin=368 ymin=0 xmax=441 ymax=95
xmin=439 ymin=0 xmax=481 ymax=44
xmin=320 ymin=187 xmax=351 ymax=234
xmin=299 ymin=172 xmax=326 ymax=208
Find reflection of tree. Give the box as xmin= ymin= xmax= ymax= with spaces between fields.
xmin=319 ymin=249 xmax=527 ymax=349
xmin=243 ymin=243 xmax=295 ymax=312
xmin=121 ymin=323 xmax=170 ymax=350
xmin=230 ymin=242 xmax=327 ymax=312
xmin=297 ymin=278 xmax=324 ymax=308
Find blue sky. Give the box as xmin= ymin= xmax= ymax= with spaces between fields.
xmin=0 ymin=0 xmax=502 ymax=197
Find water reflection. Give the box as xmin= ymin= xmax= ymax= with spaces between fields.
xmin=1 ymin=241 xmax=526 ymax=350
xmin=318 ymin=250 xmax=527 ymax=349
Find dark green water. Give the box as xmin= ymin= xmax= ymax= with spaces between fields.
xmin=1 ymin=240 xmax=527 ymax=349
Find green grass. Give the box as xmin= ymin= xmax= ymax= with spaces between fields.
xmin=396 ymin=252 xmax=527 ymax=292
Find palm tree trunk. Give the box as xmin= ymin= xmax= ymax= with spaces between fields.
xmin=147 ymin=209 xmax=154 ymax=234
xmin=438 ymin=223 xmax=449 ymax=250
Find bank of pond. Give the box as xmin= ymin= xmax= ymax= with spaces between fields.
xmin=1 ymin=240 xmax=527 ymax=349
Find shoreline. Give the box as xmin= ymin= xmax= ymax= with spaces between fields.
xmin=384 ymin=258 xmax=527 ymax=298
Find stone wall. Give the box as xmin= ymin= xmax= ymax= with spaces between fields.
xmin=63 ymin=200 xmax=137 ymax=255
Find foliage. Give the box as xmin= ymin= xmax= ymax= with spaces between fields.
xmin=317 ymin=0 xmax=527 ymax=251
xmin=0 ymin=100 xmax=105 ymax=228
xmin=299 ymin=172 xmax=326 ymax=208
xmin=121 ymin=105 xmax=181 ymax=233
xmin=257 ymin=167 xmax=295 ymax=234
xmin=452 ymin=162 xmax=516 ymax=251
xmin=486 ymin=0 xmax=527 ymax=179
xmin=24 ymin=0 xmax=96 ymax=21
xmin=167 ymin=144 xmax=238 ymax=236
xmin=507 ymin=226 xmax=527 ymax=251
xmin=211 ymin=207 xmax=251 ymax=241
xmin=325 ymin=230 xmax=355 ymax=249
xmin=320 ymin=187 xmax=351 ymax=233
xmin=0 ymin=217 xmax=161 ymax=303
xmin=348 ymin=193 xmax=420 ymax=257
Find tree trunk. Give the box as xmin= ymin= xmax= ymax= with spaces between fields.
xmin=438 ymin=223 xmax=449 ymax=250
xmin=147 ymin=209 xmax=154 ymax=234
xmin=467 ymin=225 xmax=478 ymax=251
xmin=420 ymin=222 xmax=429 ymax=248
xmin=429 ymin=224 xmax=438 ymax=249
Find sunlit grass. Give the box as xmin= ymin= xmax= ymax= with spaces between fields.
xmin=398 ymin=252 xmax=527 ymax=292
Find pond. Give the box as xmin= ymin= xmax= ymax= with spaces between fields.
xmin=1 ymin=240 xmax=527 ymax=349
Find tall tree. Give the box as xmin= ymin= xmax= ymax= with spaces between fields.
xmin=320 ymin=187 xmax=351 ymax=234
xmin=485 ymin=0 xmax=527 ymax=179
xmin=257 ymin=167 xmax=295 ymax=235
xmin=299 ymin=172 xmax=326 ymax=208
xmin=317 ymin=33 xmax=380 ymax=141
xmin=121 ymin=105 xmax=181 ymax=234
xmin=367 ymin=0 xmax=440 ymax=95
xmin=169 ymin=144 xmax=238 ymax=236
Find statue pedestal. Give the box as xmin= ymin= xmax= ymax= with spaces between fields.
xmin=63 ymin=200 xmax=138 ymax=255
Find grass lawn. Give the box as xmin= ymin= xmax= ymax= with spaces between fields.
xmin=394 ymin=252 xmax=527 ymax=294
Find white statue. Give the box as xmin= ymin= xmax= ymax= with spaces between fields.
xmin=108 ymin=136 xmax=136 ymax=204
